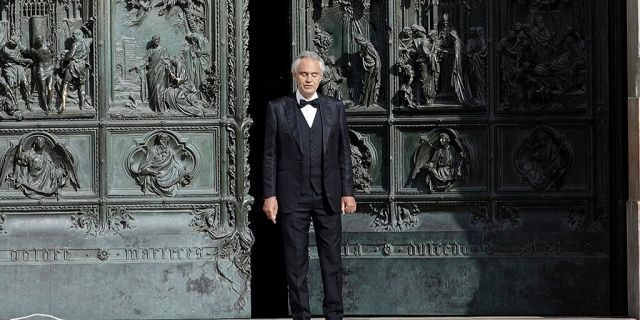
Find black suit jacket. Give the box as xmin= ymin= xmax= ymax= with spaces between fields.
xmin=263 ymin=93 xmax=354 ymax=214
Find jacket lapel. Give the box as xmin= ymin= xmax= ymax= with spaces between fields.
xmin=283 ymin=94 xmax=303 ymax=154
xmin=319 ymin=95 xmax=331 ymax=155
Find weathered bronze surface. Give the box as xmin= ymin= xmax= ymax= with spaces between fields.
xmin=0 ymin=0 xmax=252 ymax=318
xmin=292 ymin=0 xmax=612 ymax=315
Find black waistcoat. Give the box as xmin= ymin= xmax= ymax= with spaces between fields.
xmin=297 ymin=106 xmax=323 ymax=194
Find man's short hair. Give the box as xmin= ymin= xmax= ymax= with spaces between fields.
xmin=291 ymin=51 xmax=326 ymax=74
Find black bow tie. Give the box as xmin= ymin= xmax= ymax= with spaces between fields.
xmin=299 ymin=99 xmax=319 ymax=108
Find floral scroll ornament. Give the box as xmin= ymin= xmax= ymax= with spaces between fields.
xmin=513 ymin=126 xmax=573 ymax=191
xmin=126 ymin=131 xmax=197 ymax=197
xmin=0 ymin=133 xmax=80 ymax=200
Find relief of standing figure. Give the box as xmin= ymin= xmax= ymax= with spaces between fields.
xmin=24 ymin=35 xmax=55 ymax=113
xmin=354 ymin=33 xmax=381 ymax=108
xmin=0 ymin=35 xmax=33 ymax=112
xmin=130 ymin=35 xmax=170 ymax=113
xmin=183 ymin=32 xmax=209 ymax=95
xmin=60 ymin=29 xmax=93 ymax=113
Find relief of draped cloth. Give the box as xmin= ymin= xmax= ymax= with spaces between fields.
xmin=14 ymin=150 xmax=67 ymax=198
xmin=137 ymin=145 xmax=190 ymax=196
xmin=143 ymin=46 xmax=170 ymax=113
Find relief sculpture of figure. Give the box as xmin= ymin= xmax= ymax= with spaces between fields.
xmin=436 ymin=13 xmax=459 ymax=96
xmin=134 ymin=133 xmax=192 ymax=196
xmin=130 ymin=35 xmax=170 ymax=113
xmin=354 ymin=33 xmax=381 ymax=108
xmin=411 ymin=25 xmax=440 ymax=105
xmin=0 ymin=136 xmax=80 ymax=200
xmin=0 ymin=68 xmax=17 ymax=116
xmin=320 ymin=55 xmax=344 ymax=100
xmin=24 ymin=35 xmax=55 ymax=113
xmin=0 ymin=35 xmax=33 ymax=112
xmin=60 ymin=29 xmax=93 ymax=113
xmin=409 ymin=131 xmax=469 ymax=192
xmin=514 ymin=129 xmax=572 ymax=191
xmin=424 ymin=133 xmax=463 ymax=191
xmin=464 ymin=26 xmax=488 ymax=105
xmin=183 ymin=32 xmax=209 ymax=95
xmin=398 ymin=27 xmax=416 ymax=108
xmin=163 ymin=56 xmax=205 ymax=116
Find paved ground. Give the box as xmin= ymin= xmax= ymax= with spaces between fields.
xmin=243 ymin=318 xmax=635 ymax=320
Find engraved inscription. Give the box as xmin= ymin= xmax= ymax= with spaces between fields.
xmin=10 ymin=249 xmax=71 ymax=262
xmin=124 ymin=247 xmax=205 ymax=261
xmin=408 ymin=242 xmax=470 ymax=256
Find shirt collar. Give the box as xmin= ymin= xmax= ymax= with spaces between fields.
xmin=295 ymin=90 xmax=318 ymax=103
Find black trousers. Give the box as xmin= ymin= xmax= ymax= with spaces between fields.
xmin=280 ymin=189 xmax=343 ymax=320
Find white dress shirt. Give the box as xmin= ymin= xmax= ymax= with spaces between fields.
xmin=296 ymin=90 xmax=318 ymax=128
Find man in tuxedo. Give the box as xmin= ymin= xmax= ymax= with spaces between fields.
xmin=263 ymin=51 xmax=357 ymax=320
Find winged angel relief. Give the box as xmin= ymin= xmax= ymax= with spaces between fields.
xmin=0 ymin=134 xmax=80 ymax=200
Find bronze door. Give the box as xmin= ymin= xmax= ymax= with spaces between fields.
xmin=0 ymin=0 xmax=252 ymax=318
xmin=288 ymin=0 xmax=622 ymax=315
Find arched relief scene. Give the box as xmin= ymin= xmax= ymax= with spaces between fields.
xmin=0 ymin=0 xmax=96 ymax=120
xmin=109 ymin=0 xmax=218 ymax=118
xmin=497 ymin=0 xmax=587 ymax=113
xmin=311 ymin=0 xmax=387 ymax=113
xmin=396 ymin=0 xmax=488 ymax=111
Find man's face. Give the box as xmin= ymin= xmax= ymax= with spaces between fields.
xmin=292 ymin=57 xmax=322 ymax=98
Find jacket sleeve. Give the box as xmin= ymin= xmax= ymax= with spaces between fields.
xmin=263 ymin=101 xmax=278 ymax=198
xmin=337 ymin=101 xmax=354 ymax=196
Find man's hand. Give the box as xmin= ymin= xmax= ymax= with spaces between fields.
xmin=341 ymin=196 xmax=357 ymax=214
xmin=263 ymin=197 xmax=278 ymax=224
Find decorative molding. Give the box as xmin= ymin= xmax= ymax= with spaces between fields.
xmin=71 ymin=207 xmax=101 ymax=237
xmin=471 ymin=205 xmax=521 ymax=233
xmin=369 ymin=203 xmax=419 ymax=231
xmin=190 ymin=205 xmax=233 ymax=240
xmin=71 ymin=207 xmax=135 ymax=237
xmin=567 ymin=201 xmax=605 ymax=231
xmin=0 ymin=213 xmax=6 ymax=234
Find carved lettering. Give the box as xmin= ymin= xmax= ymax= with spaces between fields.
xmin=124 ymin=247 xmax=206 ymax=261
xmin=9 ymin=249 xmax=72 ymax=262
xmin=408 ymin=242 xmax=470 ymax=257
xmin=343 ymin=244 xmax=364 ymax=256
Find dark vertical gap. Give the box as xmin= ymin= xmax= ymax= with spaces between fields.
xmin=609 ymin=0 xmax=628 ymax=315
xmin=248 ymin=0 xmax=293 ymax=317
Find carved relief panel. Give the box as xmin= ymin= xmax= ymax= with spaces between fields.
xmin=293 ymin=0 xmax=611 ymax=316
xmin=107 ymin=0 xmax=218 ymax=118
xmin=0 ymin=0 xmax=96 ymax=120
xmin=497 ymin=0 xmax=588 ymax=113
